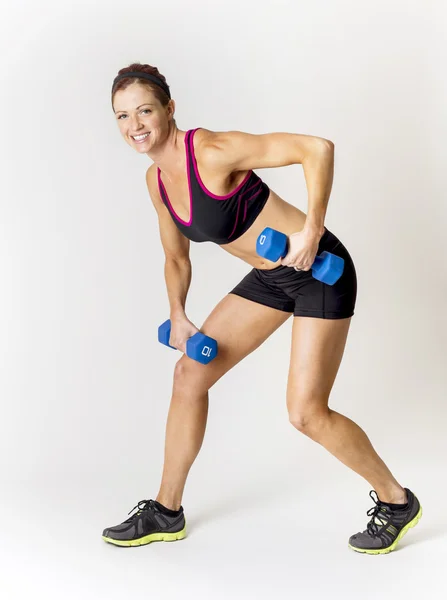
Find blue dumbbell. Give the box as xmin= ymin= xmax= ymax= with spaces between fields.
xmin=256 ymin=227 xmax=344 ymax=285
xmin=158 ymin=319 xmax=218 ymax=365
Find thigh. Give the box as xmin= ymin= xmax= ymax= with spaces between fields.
xmin=177 ymin=293 xmax=291 ymax=389
xmin=286 ymin=316 xmax=352 ymax=416
xmin=294 ymin=230 xmax=357 ymax=318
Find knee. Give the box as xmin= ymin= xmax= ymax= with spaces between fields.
xmin=288 ymin=401 xmax=330 ymax=437
xmin=172 ymin=357 xmax=210 ymax=394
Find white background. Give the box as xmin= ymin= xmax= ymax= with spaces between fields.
xmin=1 ymin=0 xmax=446 ymax=598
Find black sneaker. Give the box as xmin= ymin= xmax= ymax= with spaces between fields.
xmin=348 ymin=488 xmax=422 ymax=554
xmin=102 ymin=499 xmax=187 ymax=547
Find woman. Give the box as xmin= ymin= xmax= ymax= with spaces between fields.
xmin=102 ymin=63 xmax=422 ymax=554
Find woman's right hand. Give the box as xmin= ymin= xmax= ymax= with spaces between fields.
xmin=168 ymin=315 xmax=200 ymax=354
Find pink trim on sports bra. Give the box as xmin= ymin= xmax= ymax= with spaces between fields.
xmin=157 ymin=131 xmax=193 ymax=226
xmin=157 ymin=128 xmax=256 ymax=228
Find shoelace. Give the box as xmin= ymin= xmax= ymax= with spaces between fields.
xmin=124 ymin=499 xmax=156 ymax=523
xmin=365 ymin=490 xmax=392 ymax=536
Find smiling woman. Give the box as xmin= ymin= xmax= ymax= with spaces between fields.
xmin=104 ymin=61 xmax=422 ymax=556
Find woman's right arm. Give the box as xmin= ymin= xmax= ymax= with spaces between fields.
xmin=145 ymin=165 xmax=191 ymax=319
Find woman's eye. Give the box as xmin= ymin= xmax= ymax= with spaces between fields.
xmin=118 ymin=109 xmax=151 ymax=120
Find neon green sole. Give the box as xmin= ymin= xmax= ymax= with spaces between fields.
xmin=102 ymin=524 xmax=187 ymax=547
xmin=348 ymin=505 xmax=422 ymax=555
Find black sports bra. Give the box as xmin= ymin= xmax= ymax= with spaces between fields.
xmin=157 ymin=128 xmax=270 ymax=244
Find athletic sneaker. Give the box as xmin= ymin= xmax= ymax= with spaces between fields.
xmin=102 ymin=499 xmax=187 ymax=547
xmin=348 ymin=487 xmax=422 ymax=554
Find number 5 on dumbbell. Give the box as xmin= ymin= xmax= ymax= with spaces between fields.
xmin=158 ymin=319 xmax=218 ymax=365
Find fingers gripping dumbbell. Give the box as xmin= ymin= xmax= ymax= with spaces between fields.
xmin=158 ymin=319 xmax=218 ymax=365
xmin=256 ymin=227 xmax=344 ymax=285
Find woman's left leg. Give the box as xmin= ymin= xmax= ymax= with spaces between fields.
xmin=286 ymin=315 xmax=406 ymax=503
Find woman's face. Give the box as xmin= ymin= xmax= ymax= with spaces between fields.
xmin=113 ymin=83 xmax=173 ymax=152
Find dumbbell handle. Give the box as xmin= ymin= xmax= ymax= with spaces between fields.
xmin=158 ymin=319 xmax=218 ymax=365
xmin=257 ymin=229 xmax=318 ymax=263
xmin=272 ymin=240 xmax=327 ymax=270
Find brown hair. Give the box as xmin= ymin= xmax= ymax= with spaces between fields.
xmin=111 ymin=63 xmax=172 ymax=111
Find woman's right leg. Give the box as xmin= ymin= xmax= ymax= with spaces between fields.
xmin=156 ymin=293 xmax=291 ymax=510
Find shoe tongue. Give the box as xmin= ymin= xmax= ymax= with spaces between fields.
xmin=373 ymin=506 xmax=389 ymax=526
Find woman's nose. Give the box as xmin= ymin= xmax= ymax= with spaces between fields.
xmin=129 ymin=115 xmax=142 ymax=131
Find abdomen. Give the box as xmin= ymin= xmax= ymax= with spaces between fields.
xmin=220 ymin=188 xmax=308 ymax=269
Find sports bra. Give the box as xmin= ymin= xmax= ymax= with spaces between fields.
xmin=157 ymin=128 xmax=270 ymax=244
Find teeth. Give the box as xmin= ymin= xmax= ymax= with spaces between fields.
xmin=133 ymin=133 xmax=150 ymax=141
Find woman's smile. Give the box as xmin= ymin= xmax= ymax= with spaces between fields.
xmin=132 ymin=132 xmax=151 ymax=143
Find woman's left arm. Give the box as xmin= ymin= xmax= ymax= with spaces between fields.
xmin=205 ymin=130 xmax=335 ymax=269
xmin=300 ymin=143 xmax=334 ymax=239
xmin=280 ymin=143 xmax=334 ymax=270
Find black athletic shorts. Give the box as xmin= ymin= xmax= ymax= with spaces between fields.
xmin=229 ymin=227 xmax=357 ymax=319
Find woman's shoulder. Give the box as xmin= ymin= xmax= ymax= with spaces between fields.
xmin=193 ymin=127 xmax=239 ymax=147
xmin=192 ymin=127 xmax=236 ymax=175
xmin=191 ymin=127 xmax=217 ymax=151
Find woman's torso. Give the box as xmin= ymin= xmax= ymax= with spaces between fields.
xmin=152 ymin=127 xmax=309 ymax=270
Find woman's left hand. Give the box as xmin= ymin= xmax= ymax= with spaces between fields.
xmin=280 ymin=228 xmax=323 ymax=271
